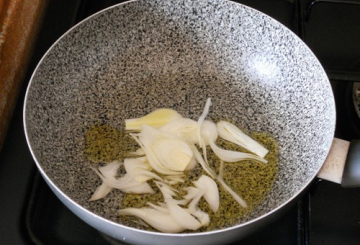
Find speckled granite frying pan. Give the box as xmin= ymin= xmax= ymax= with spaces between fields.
xmin=24 ymin=0 xmax=336 ymax=244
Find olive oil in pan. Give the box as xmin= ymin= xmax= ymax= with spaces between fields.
xmin=84 ymin=124 xmax=278 ymax=232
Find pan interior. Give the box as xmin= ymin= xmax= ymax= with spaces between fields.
xmin=24 ymin=0 xmax=335 ymax=231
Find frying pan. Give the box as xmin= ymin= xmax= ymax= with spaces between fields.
xmin=23 ymin=0 xmax=358 ymax=244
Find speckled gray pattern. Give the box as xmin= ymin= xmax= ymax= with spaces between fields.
xmin=24 ymin=0 xmax=335 ymax=244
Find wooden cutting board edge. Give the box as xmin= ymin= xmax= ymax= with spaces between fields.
xmin=0 ymin=0 xmax=48 ymax=152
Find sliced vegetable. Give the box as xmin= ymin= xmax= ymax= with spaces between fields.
xmin=193 ymin=175 xmax=219 ymax=212
xmin=155 ymin=181 xmax=178 ymax=199
xmin=91 ymin=168 xmax=154 ymax=194
xmin=129 ymin=132 xmax=181 ymax=175
xmin=200 ymin=120 xmax=218 ymax=146
xmin=160 ymin=118 xmax=198 ymax=144
xmin=166 ymin=198 xmax=202 ymax=230
xmin=217 ymin=177 xmax=248 ymax=208
xmin=125 ymin=108 xmax=182 ymax=131
xmin=187 ymin=142 xmax=216 ymax=178
xmin=164 ymin=175 xmax=185 ymax=185
xmin=89 ymin=160 xmax=121 ymax=200
xmin=89 ymin=183 xmax=113 ymax=201
xmin=197 ymin=98 xmax=212 ymax=148
xmin=183 ymin=183 xmax=210 ymax=226
xmin=128 ymin=148 xmax=145 ymax=156
xmin=217 ymin=121 xmax=269 ymax=158
xmin=91 ymin=98 xmax=274 ymax=233
xmin=151 ymin=138 xmax=194 ymax=172
xmin=121 ymin=180 xmax=155 ymax=194
xmin=209 ymin=140 xmax=268 ymax=164
xmin=124 ymin=158 xmax=162 ymax=182
xmin=198 ymin=120 xmax=218 ymax=171
xmin=119 ymin=208 xmax=185 ymax=233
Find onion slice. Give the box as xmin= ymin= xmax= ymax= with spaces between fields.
xmin=217 ymin=121 xmax=269 ymax=158
xmin=166 ymin=198 xmax=202 ymax=231
xmin=124 ymin=158 xmax=162 ymax=182
xmin=187 ymin=142 xmax=216 ymax=178
xmin=91 ymin=169 xmax=154 ymax=194
xmin=119 ymin=208 xmax=185 ymax=233
xmin=209 ymin=140 xmax=268 ymax=164
xmin=129 ymin=132 xmax=180 ymax=175
xmin=197 ymin=98 xmax=212 ymax=148
xmin=193 ymin=175 xmax=219 ymax=212
xmin=125 ymin=108 xmax=182 ymax=131
xmin=160 ymin=118 xmax=198 ymax=144
xmin=89 ymin=183 xmax=112 ymax=201
xmin=217 ymin=177 xmax=248 ymax=208
xmin=89 ymin=160 xmax=121 ymax=200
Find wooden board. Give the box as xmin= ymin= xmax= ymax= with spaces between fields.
xmin=0 ymin=0 xmax=47 ymax=151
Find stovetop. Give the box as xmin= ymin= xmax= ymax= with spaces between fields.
xmin=1 ymin=0 xmax=360 ymax=244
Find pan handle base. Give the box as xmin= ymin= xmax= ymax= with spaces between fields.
xmin=341 ymin=140 xmax=360 ymax=188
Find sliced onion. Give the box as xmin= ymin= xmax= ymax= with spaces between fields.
xmin=197 ymin=98 xmax=212 ymax=148
xmin=92 ymin=98 xmax=273 ymax=232
xmin=128 ymin=148 xmax=145 ymax=156
xmin=217 ymin=177 xmax=248 ymax=208
xmin=122 ymin=181 xmax=155 ymax=194
xmin=193 ymin=175 xmax=219 ymax=212
xmin=119 ymin=208 xmax=185 ymax=233
xmin=125 ymin=108 xmax=183 ymax=131
xmin=89 ymin=160 xmax=121 ymax=201
xmin=183 ymin=186 xmax=204 ymax=201
xmin=151 ymin=138 xmax=193 ymax=172
xmin=89 ymin=183 xmax=112 ymax=201
xmin=146 ymin=202 xmax=169 ymax=213
xmin=183 ymin=186 xmax=210 ymax=226
xmin=155 ymin=181 xmax=178 ymax=199
xmin=185 ymin=154 xmax=198 ymax=171
xmin=166 ymin=198 xmax=202 ymax=231
xmin=188 ymin=205 xmax=210 ymax=226
xmin=209 ymin=140 xmax=268 ymax=164
xmin=187 ymin=142 xmax=216 ymax=178
xmin=124 ymin=158 xmax=162 ymax=182
xmin=164 ymin=175 xmax=185 ymax=185
xmin=129 ymin=132 xmax=180 ymax=175
xmin=160 ymin=118 xmax=198 ymax=143
xmin=92 ymin=169 xmax=154 ymax=194
xmin=217 ymin=121 xmax=269 ymax=158
xmin=200 ymin=120 xmax=218 ymax=146
xmin=98 ymin=160 xmax=122 ymax=178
